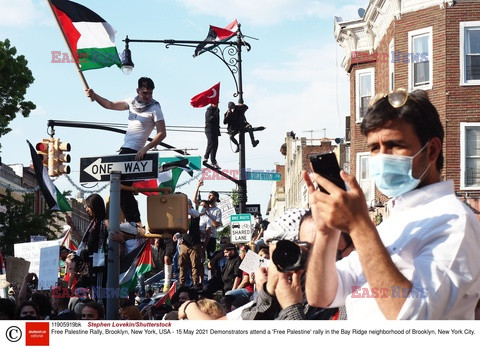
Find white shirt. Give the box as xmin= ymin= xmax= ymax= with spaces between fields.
xmin=206 ymin=206 xmax=222 ymax=238
xmin=330 ymin=181 xmax=480 ymax=319
xmin=123 ymin=98 xmax=164 ymax=151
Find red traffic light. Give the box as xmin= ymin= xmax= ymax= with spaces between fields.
xmin=36 ymin=142 xmax=48 ymax=152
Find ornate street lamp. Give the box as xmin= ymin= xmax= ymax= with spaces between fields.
xmin=121 ymin=23 xmax=260 ymax=213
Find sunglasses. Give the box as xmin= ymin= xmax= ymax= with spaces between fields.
xmin=371 ymin=88 xmax=409 ymax=109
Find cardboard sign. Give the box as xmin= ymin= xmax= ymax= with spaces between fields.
xmin=5 ymin=256 xmax=31 ymax=285
xmin=0 ymin=274 xmax=10 ymax=289
xmin=239 ymin=250 xmax=269 ymax=274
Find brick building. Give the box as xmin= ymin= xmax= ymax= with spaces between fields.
xmin=335 ymin=0 xmax=480 ymax=215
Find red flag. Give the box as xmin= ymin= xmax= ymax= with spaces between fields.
xmin=190 ymin=82 xmax=220 ymax=108
xmin=194 ymin=20 xmax=238 ymax=57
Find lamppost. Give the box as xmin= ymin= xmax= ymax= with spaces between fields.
xmin=121 ymin=23 xmax=257 ymax=213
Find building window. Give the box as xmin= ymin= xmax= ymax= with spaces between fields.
xmin=408 ymin=27 xmax=432 ymax=90
xmin=389 ymin=40 xmax=395 ymax=92
xmin=460 ymin=22 xmax=480 ymax=85
xmin=356 ymin=152 xmax=374 ymax=203
xmin=460 ymin=123 xmax=480 ymax=190
xmin=355 ymin=67 xmax=374 ymax=122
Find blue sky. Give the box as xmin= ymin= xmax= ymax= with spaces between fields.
xmin=0 ymin=0 xmax=364 ymax=219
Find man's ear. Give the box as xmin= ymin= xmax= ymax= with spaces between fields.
xmin=428 ymin=137 xmax=442 ymax=163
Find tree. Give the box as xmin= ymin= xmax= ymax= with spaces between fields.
xmin=0 ymin=39 xmax=36 ymax=150
xmin=0 ymin=189 xmax=61 ymax=256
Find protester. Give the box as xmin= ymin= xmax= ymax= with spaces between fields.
xmin=224 ymin=244 xmax=254 ymax=306
xmin=203 ymin=103 xmax=221 ymax=169
xmin=193 ymin=179 xmax=222 ymax=260
xmin=16 ymin=301 xmax=39 ymax=320
xmin=179 ymin=198 xmax=203 ymax=289
xmin=86 ymin=77 xmax=166 ymax=229
xmin=303 ymin=89 xmax=480 ymax=320
xmin=223 ymin=101 xmax=259 ymax=152
xmin=81 ymin=301 xmax=105 ymax=320
xmin=77 ymin=193 xmax=108 ymax=300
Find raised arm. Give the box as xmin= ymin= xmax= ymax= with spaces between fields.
xmin=303 ymin=170 xmax=412 ymax=319
xmin=86 ymin=88 xmax=128 ymax=111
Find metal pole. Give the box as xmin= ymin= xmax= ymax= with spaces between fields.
xmin=236 ymin=24 xmax=247 ymax=214
xmin=238 ymin=130 xmax=247 ymax=214
xmin=106 ymin=171 xmax=121 ymax=320
xmin=236 ymin=24 xmax=244 ymax=104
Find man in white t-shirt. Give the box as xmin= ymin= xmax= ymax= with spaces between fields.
xmin=86 ymin=77 xmax=166 ymax=228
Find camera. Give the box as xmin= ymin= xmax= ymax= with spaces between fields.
xmin=272 ymin=240 xmax=310 ymax=272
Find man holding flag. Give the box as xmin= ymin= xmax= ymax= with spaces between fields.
xmin=191 ymin=82 xmax=221 ymax=169
xmin=86 ymin=77 xmax=167 ymax=230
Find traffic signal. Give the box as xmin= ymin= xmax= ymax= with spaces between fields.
xmin=35 ymin=138 xmax=51 ymax=168
xmin=53 ymin=138 xmax=71 ymax=176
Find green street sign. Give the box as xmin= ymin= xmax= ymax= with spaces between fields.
xmin=246 ymin=171 xmax=282 ymax=181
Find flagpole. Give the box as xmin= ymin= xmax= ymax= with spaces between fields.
xmin=46 ymin=0 xmax=94 ymax=101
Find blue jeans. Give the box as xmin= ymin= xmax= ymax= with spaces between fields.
xmin=225 ymin=288 xmax=252 ymax=303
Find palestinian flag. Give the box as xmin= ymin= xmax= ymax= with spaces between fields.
xmin=50 ymin=0 xmax=121 ymax=70
xmin=194 ymin=20 xmax=238 ymax=57
xmin=154 ymin=281 xmax=177 ymax=308
xmin=27 ymin=141 xmax=72 ymax=211
xmin=132 ymin=159 xmax=193 ymax=196
xmin=119 ymin=241 xmax=152 ymax=295
xmin=190 ymin=82 xmax=220 ymax=108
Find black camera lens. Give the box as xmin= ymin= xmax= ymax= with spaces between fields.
xmin=272 ymin=240 xmax=308 ymax=272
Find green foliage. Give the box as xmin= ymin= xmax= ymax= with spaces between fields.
xmin=0 ymin=189 xmax=61 ymax=255
xmin=230 ymin=188 xmax=238 ymax=206
xmin=0 ymin=39 xmax=36 ymax=150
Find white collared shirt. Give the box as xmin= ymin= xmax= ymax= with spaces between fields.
xmin=331 ymin=181 xmax=480 ymax=319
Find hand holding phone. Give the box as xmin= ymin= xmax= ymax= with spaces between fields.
xmin=309 ymin=152 xmax=346 ymax=193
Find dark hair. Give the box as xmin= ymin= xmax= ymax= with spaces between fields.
xmin=85 ymin=194 xmax=106 ymax=221
xmin=138 ymin=77 xmax=155 ymax=90
xmin=31 ymin=293 xmax=52 ymax=318
xmin=0 ymin=298 xmax=16 ymax=320
xmin=82 ymin=301 xmax=105 ymax=320
xmin=361 ymin=90 xmax=444 ymax=171
xmin=17 ymin=301 xmax=39 ymax=319
xmin=299 ymin=209 xmax=313 ymax=228
xmin=224 ymin=243 xmax=237 ymax=252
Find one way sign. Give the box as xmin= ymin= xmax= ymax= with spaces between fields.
xmin=80 ymin=153 xmax=158 ymax=182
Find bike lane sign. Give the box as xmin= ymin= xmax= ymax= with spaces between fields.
xmin=230 ymin=214 xmax=252 ymax=243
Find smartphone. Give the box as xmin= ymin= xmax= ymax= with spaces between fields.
xmin=309 ymin=152 xmax=346 ymax=193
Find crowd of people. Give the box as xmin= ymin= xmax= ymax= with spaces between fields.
xmin=1 ymin=78 xmax=480 ymax=321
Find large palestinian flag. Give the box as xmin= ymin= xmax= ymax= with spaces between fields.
xmin=50 ymin=0 xmax=121 ymax=70
xmin=119 ymin=241 xmax=152 ymax=295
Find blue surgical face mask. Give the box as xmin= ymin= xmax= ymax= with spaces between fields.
xmin=369 ymin=143 xmax=430 ymax=198
xmin=198 ymin=206 xmax=206 ymax=214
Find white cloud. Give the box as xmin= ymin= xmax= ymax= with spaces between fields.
xmin=0 ymin=0 xmax=51 ymax=27
xmin=248 ymin=44 xmax=349 ymax=138
xmin=177 ymin=0 xmax=366 ymax=26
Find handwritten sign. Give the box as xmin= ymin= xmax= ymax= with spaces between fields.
xmin=38 ymin=245 xmax=60 ymax=290
xmin=14 ymin=240 xmax=61 ymax=276
xmin=5 ymin=256 xmax=31 ymax=285
xmin=239 ymin=250 xmax=269 ymax=274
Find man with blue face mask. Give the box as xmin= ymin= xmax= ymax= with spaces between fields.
xmin=302 ymin=89 xmax=480 ymax=320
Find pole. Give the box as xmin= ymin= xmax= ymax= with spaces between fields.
xmin=46 ymin=0 xmax=93 ymax=101
xmin=106 ymin=171 xmax=121 ymax=320
xmin=236 ymin=23 xmax=247 ymax=213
